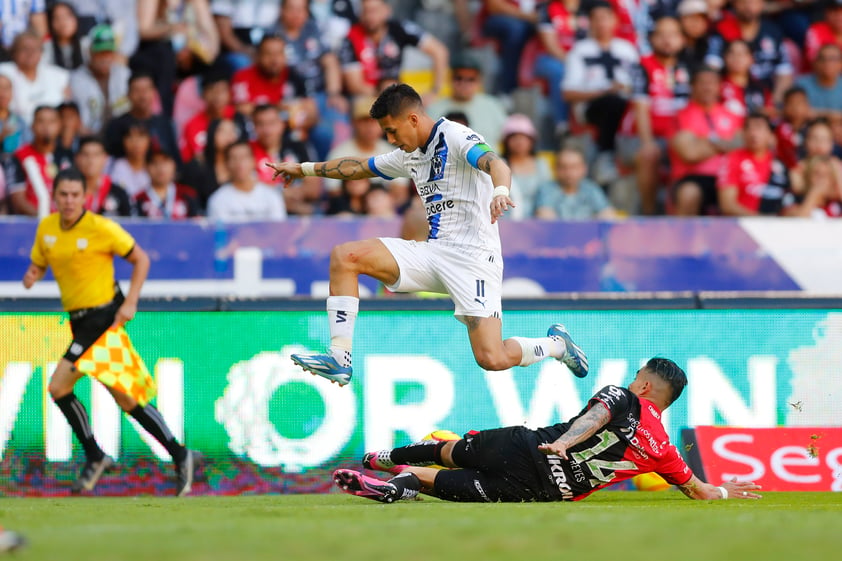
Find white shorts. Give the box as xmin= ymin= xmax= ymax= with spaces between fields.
xmin=379 ymin=237 xmax=503 ymax=322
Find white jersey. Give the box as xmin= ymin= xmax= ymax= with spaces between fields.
xmin=368 ymin=118 xmax=500 ymax=256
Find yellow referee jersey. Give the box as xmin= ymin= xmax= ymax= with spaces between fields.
xmin=30 ymin=211 xmax=136 ymax=311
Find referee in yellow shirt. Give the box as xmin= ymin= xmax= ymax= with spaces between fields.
xmin=22 ymin=168 xmax=198 ymax=496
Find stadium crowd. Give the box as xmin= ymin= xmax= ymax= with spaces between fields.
xmin=0 ymin=0 xmax=840 ymax=221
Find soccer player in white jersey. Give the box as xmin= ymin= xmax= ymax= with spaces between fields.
xmin=266 ymin=84 xmax=588 ymax=386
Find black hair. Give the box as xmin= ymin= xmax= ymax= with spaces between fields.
xmin=53 ymin=167 xmax=85 ymax=192
xmin=224 ymin=140 xmax=253 ymax=161
xmin=128 ymin=71 xmax=156 ymax=88
xmin=258 ymin=31 xmax=285 ymax=50
xmin=804 ymin=116 xmax=832 ymax=135
xmin=369 ymin=83 xmax=423 ymax=120
xmin=644 ymin=358 xmax=687 ymax=406
xmin=444 ymin=110 xmax=470 ymax=126
xmin=783 ymin=85 xmax=807 ymax=103
xmin=202 ymin=116 xmax=249 ymax=164
xmin=744 ymin=111 xmax=772 ymax=130
xmin=32 ymin=105 xmax=59 ymax=119
xmin=690 ymin=65 xmax=720 ymax=83
xmin=122 ymin=121 xmax=150 ymax=138
xmin=587 ymin=0 xmax=614 ymax=16
xmin=253 ymin=103 xmax=282 ymax=119
xmin=47 ymin=2 xmax=84 ymax=70
xmin=77 ymin=135 xmax=106 ymax=152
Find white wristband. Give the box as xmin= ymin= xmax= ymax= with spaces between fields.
xmin=717 ymin=486 xmax=728 ymax=500
xmin=493 ymin=185 xmax=510 ymax=199
xmin=301 ymin=162 xmax=316 ymax=176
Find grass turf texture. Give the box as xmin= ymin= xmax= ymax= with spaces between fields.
xmin=2 ymin=492 xmax=840 ymax=561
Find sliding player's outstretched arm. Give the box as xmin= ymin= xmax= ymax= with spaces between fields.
xmin=537 ymin=404 xmax=612 ymax=459
xmin=265 ymin=157 xmax=376 ymax=187
xmin=678 ymin=474 xmax=762 ymax=500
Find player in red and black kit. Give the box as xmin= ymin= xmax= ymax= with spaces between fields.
xmin=337 ymin=358 xmax=762 ymax=503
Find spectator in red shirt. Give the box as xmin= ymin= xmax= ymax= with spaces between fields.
xmin=339 ymin=0 xmax=449 ymax=99
xmin=669 ymin=67 xmax=744 ymax=215
xmin=720 ymin=39 xmax=773 ymax=118
xmin=180 ymin=71 xmax=235 ymax=163
xmin=249 ymin=104 xmax=320 ymax=215
xmin=619 ymin=16 xmax=690 ymax=215
xmin=75 ymin=135 xmax=131 ymax=217
xmin=6 ymin=105 xmax=74 ymax=215
xmin=134 ymin=149 xmax=199 ymax=220
xmin=718 ymin=112 xmax=792 ymax=216
xmin=774 ymin=86 xmax=811 ymax=169
xmin=805 ymin=0 xmax=842 ymax=67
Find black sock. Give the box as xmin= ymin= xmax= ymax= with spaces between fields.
xmin=54 ymin=393 xmax=105 ymax=462
xmin=389 ymin=441 xmax=446 ymax=466
xmin=388 ymin=472 xmax=421 ymax=499
xmin=129 ymin=404 xmax=187 ymax=463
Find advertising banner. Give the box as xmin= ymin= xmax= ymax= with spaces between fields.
xmin=683 ymin=427 xmax=842 ymax=491
xmin=2 ymin=309 xmax=840 ymax=496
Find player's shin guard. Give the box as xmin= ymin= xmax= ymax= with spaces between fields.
xmin=54 ymin=393 xmax=105 ymax=462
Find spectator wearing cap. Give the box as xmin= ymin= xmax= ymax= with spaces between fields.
xmin=75 ymin=135 xmax=132 ymax=217
xmin=427 ymin=53 xmax=508 ymax=149
xmin=179 ymin=71 xmax=235 ymax=163
xmin=325 ymin=95 xmax=410 ymax=209
xmin=796 ymin=44 xmax=842 ymax=118
xmin=103 ymin=72 xmax=179 ymax=165
xmin=562 ymin=1 xmax=639 ymax=186
xmin=69 ymin=24 xmax=131 ymax=135
xmin=500 ymin=113 xmax=552 ymax=219
xmin=207 ymin=140 xmax=286 ymax=222
xmin=676 ymin=0 xmax=712 ymax=71
xmin=535 ymin=145 xmax=617 ymax=220
xmin=134 ymin=148 xmax=199 ymax=219
xmin=338 ymin=0 xmax=449 ymax=100
xmin=705 ymin=0 xmax=793 ymax=106
xmin=0 ymin=30 xmax=70 ymax=126
xmin=805 ymin=0 xmax=842 ymax=67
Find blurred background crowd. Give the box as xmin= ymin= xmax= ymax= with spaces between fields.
xmin=0 ymin=0 xmax=840 ymax=225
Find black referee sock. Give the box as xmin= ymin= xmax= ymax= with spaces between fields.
xmin=128 ymin=404 xmax=187 ymax=464
xmin=53 ymin=393 xmax=105 ymax=462
xmin=389 ymin=440 xmax=446 ymax=466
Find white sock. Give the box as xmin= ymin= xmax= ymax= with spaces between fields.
xmin=327 ymin=296 xmax=359 ymax=366
xmin=512 ymin=337 xmax=565 ymax=367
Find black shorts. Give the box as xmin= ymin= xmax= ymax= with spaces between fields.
xmin=63 ymin=293 xmax=124 ymax=363
xmin=433 ymin=427 xmax=552 ymax=503
xmin=672 ymin=174 xmax=719 ymax=214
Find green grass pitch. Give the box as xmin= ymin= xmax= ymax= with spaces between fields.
xmin=2 ymin=491 xmax=841 ymax=561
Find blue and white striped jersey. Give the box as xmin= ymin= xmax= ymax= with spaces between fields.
xmin=368 ymin=118 xmax=501 ymax=255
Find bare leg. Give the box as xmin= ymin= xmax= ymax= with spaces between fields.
xmin=328 ymin=238 xmax=401 ymax=296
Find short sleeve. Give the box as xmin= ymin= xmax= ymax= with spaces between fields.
xmin=230 ymin=70 xmax=251 ymax=105
xmin=101 ymin=217 xmax=136 ymax=257
xmin=631 ymin=62 xmax=650 ymax=101
xmin=562 ymin=44 xmax=585 ymax=91
xmin=368 ymin=149 xmax=407 ymax=180
xmin=338 ymin=38 xmax=359 ymax=67
xmin=391 ymin=20 xmax=425 ymax=49
xmin=587 ymin=385 xmax=634 ymax=422
xmin=704 ymin=33 xmax=725 ymax=70
xmin=29 ymin=222 xmax=46 ymax=268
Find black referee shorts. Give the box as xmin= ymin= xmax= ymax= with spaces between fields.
xmin=63 ymin=293 xmax=125 ymax=363
xmin=432 ymin=426 xmax=550 ymax=503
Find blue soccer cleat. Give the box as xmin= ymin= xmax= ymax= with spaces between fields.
xmin=291 ymin=352 xmax=353 ymax=386
xmin=547 ymin=324 xmax=589 ymax=378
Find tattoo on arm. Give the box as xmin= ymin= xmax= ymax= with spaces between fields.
xmin=678 ymin=481 xmax=701 ymax=499
xmin=315 ymin=158 xmax=372 ymax=179
xmin=477 ymin=151 xmax=502 ymax=174
xmin=558 ymin=406 xmax=611 ymax=448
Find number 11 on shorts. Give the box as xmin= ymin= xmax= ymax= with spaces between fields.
xmin=476 ymin=279 xmax=485 ymax=297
